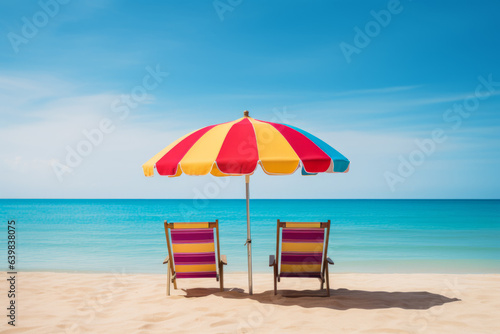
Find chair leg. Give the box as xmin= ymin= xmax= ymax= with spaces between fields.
xmin=320 ymin=262 xmax=326 ymax=290
xmin=219 ymin=263 xmax=224 ymax=292
xmin=273 ymin=265 xmax=278 ymax=295
xmin=325 ymin=264 xmax=330 ymax=297
xmin=167 ymin=266 xmax=171 ymax=296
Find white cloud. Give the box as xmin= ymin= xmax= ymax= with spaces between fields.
xmin=1 ymin=76 xmax=499 ymax=199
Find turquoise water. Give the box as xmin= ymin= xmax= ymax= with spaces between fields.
xmin=1 ymin=199 xmax=499 ymax=274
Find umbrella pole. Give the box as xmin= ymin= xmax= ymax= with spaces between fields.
xmin=245 ymin=174 xmax=253 ymax=295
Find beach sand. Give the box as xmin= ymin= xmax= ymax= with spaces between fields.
xmin=2 ymin=272 xmax=499 ymax=333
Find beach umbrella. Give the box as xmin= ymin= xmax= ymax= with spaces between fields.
xmin=142 ymin=111 xmax=350 ymax=294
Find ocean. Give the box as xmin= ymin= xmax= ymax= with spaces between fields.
xmin=1 ymin=199 xmax=499 ymax=274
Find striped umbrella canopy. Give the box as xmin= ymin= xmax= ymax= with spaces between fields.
xmin=143 ymin=111 xmax=350 ymax=294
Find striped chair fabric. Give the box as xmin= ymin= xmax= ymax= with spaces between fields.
xmin=170 ymin=228 xmax=217 ymax=279
xmin=280 ymin=228 xmax=325 ymax=278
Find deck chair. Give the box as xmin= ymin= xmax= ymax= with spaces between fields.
xmin=269 ymin=220 xmax=334 ymax=296
xmin=163 ymin=220 xmax=227 ymax=295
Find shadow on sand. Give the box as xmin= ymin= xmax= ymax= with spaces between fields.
xmin=180 ymin=288 xmax=460 ymax=310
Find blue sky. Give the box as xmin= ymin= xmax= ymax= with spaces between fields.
xmin=1 ymin=0 xmax=499 ymax=198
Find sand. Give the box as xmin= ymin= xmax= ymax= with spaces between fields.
xmin=2 ymin=271 xmax=499 ymax=333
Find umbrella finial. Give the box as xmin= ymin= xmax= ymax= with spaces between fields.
xmin=244 ymin=110 xmax=249 ymax=117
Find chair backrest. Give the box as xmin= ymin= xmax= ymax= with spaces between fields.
xmin=277 ymin=220 xmax=331 ymax=278
xmin=164 ymin=221 xmax=220 ymax=279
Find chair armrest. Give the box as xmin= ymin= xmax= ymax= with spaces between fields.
xmin=163 ymin=257 xmax=169 ymax=265
xmin=221 ymin=254 xmax=227 ymax=265
xmin=326 ymin=257 xmax=334 ymax=265
xmin=269 ymin=255 xmax=276 ymax=267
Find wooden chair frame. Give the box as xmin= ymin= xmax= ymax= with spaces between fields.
xmin=269 ymin=219 xmax=334 ymax=297
xmin=163 ymin=220 xmax=227 ymax=296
